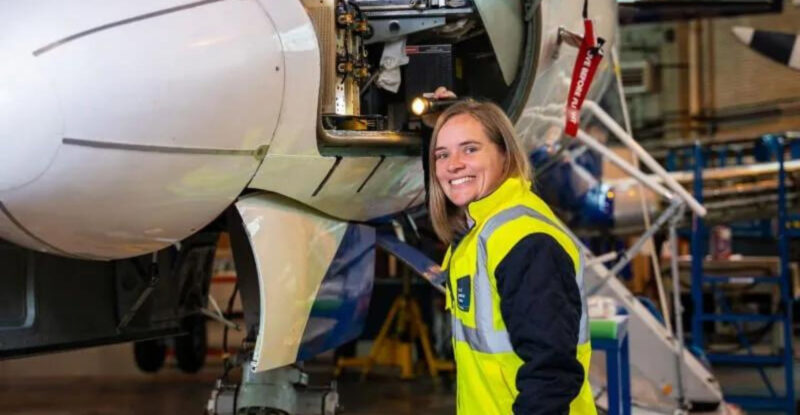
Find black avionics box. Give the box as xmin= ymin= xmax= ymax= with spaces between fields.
xmin=403 ymin=44 xmax=454 ymax=111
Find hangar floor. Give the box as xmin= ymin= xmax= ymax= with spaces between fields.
xmin=0 ymin=344 xmax=455 ymax=415
xmin=0 ymin=371 xmax=455 ymax=415
xmin=2 ymin=343 xmax=800 ymax=414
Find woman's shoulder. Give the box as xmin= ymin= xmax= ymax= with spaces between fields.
xmin=487 ymin=196 xmax=576 ymax=252
xmin=491 ymin=191 xmax=560 ymax=228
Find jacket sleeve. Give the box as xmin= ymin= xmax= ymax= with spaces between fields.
xmin=494 ymin=233 xmax=585 ymax=415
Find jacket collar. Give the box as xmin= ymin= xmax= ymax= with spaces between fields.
xmin=466 ymin=176 xmax=530 ymax=226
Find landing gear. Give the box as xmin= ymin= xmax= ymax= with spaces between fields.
xmin=175 ymin=314 xmax=208 ymax=373
xmin=133 ymin=315 xmax=209 ymax=374
xmin=206 ymin=363 xmax=339 ymax=415
xmin=133 ymin=339 xmax=167 ymax=373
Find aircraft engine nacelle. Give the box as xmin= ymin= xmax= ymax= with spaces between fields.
xmin=0 ymin=0 xmax=316 ymax=259
xmin=0 ymin=0 xmax=618 ymax=261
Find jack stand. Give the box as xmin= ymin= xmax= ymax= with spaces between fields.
xmin=335 ymin=267 xmax=453 ymax=380
xmin=207 ymin=363 xmax=339 ymax=415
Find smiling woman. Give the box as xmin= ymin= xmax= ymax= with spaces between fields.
xmin=428 ymin=101 xmax=530 ymax=244
xmin=433 ymin=113 xmax=508 ymax=209
xmin=428 ymin=100 xmax=597 ymax=415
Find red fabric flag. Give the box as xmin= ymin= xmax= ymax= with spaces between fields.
xmin=565 ymin=19 xmax=604 ymax=137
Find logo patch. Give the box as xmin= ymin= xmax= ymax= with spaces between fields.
xmin=456 ymin=276 xmax=471 ymax=312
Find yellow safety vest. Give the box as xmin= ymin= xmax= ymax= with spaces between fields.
xmin=442 ymin=176 xmax=596 ymax=415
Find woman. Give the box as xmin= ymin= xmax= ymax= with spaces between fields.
xmin=429 ymin=99 xmax=596 ymax=415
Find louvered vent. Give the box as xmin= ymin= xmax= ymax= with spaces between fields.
xmin=620 ymin=60 xmax=655 ymax=95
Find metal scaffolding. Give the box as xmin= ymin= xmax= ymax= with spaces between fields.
xmin=686 ymin=135 xmax=796 ymax=414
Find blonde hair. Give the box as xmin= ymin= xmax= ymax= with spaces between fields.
xmin=428 ymin=100 xmax=532 ymax=244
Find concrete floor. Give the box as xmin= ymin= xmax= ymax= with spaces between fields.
xmin=2 ymin=341 xmax=800 ymax=414
xmin=0 ymin=345 xmax=455 ymax=415
xmin=0 ymin=372 xmax=457 ymax=415
xmin=0 ymin=374 xmax=215 ymax=415
xmin=714 ymin=363 xmax=800 ymax=415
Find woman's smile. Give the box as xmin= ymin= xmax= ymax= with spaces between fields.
xmin=450 ymin=176 xmax=475 ymax=186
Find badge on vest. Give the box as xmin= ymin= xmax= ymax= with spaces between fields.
xmin=456 ymin=276 xmax=471 ymax=312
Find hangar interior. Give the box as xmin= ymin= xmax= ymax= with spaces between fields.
xmin=1 ymin=0 xmax=800 ymax=414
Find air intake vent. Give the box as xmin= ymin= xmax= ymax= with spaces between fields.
xmin=620 ymin=60 xmax=656 ymax=95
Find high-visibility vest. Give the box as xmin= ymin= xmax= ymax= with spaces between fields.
xmin=442 ymin=176 xmax=596 ymax=415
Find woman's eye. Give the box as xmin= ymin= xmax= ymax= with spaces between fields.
xmin=434 ymin=152 xmax=448 ymax=160
xmin=464 ymin=146 xmax=478 ymax=154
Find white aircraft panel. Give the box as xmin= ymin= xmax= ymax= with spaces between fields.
xmin=249 ymin=154 xmax=424 ymax=221
xmin=472 ymin=0 xmax=523 ymax=85
xmin=254 ymin=0 xmax=322 ymax=157
xmin=0 ymin=203 xmax=60 ymax=257
xmin=0 ymin=56 xmax=62 ymax=192
xmin=235 ymin=192 xmax=348 ymax=372
xmin=2 ymin=144 xmax=261 ymax=259
xmin=0 ymin=0 xmax=286 ymax=259
xmin=38 ymin=0 xmax=282 ymax=150
xmin=0 ymin=0 xmax=194 ymax=53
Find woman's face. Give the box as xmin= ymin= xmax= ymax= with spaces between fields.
xmin=433 ymin=114 xmax=507 ymax=207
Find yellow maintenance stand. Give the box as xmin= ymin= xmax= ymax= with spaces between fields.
xmin=335 ymin=236 xmax=454 ymax=380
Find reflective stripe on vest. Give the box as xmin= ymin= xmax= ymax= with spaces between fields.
xmin=452 ymin=205 xmax=590 ymax=354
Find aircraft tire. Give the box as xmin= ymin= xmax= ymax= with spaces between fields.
xmin=175 ymin=314 xmax=207 ymax=373
xmin=133 ymin=339 xmax=167 ymax=373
